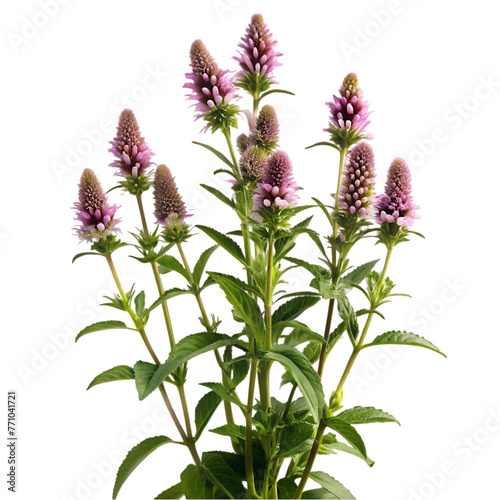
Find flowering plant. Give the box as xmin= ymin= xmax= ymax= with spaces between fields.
xmin=72 ymin=13 xmax=443 ymax=500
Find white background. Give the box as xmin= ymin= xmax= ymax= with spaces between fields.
xmin=2 ymin=1 xmax=500 ymax=499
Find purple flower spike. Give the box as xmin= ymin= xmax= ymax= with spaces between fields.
xmin=326 ymin=73 xmax=372 ymax=150
xmin=153 ymin=164 xmax=189 ymax=226
xmin=184 ymin=39 xmax=239 ymax=128
xmin=253 ymin=151 xmax=298 ymax=216
xmin=375 ymin=158 xmax=419 ymax=227
xmin=254 ymin=105 xmax=279 ymax=151
xmin=340 ymin=142 xmax=376 ymax=218
xmin=109 ymin=109 xmax=154 ymax=178
xmin=235 ymin=14 xmax=283 ymax=82
xmin=74 ymin=169 xmax=119 ymax=242
xmin=240 ymin=146 xmax=268 ymax=182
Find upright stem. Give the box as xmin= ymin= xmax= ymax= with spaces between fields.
xmin=316 ymin=148 xmax=347 ymax=378
xmin=105 ymin=254 xmax=200 ymax=465
xmin=293 ymin=246 xmax=394 ymax=498
xmin=136 ymin=193 xmax=176 ymax=350
xmin=223 ymin=128 xmax=242 ymax=182
xmin=176 ymin=243 xmax=237 ymax=430
xmin=246 ymin=358 xmax=260 ymax=499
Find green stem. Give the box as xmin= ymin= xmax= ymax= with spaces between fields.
xmin=105 ymin=254 xmax=200 ymax=465
xmin=293 ymin=247 xmax=394 ymax=498
xmin=246 ymin=358 xmax=260 ymax=499
xmin=136 ymin=193 xmax=176 ymax=350
xmin=176 ymin=243 xmax=237 ymax=432
xmin=292 ymin=420 xmax=327 ymax=499
xmin=316 ymin=148 xmax=347 ymax=378
xmin=223 ymin=128 xmax=242 ymax=182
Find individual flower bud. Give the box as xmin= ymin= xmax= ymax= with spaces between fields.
xmin=254 ymin=105 xmax=279 ymax=152
xmin=235 ymin=14 xmax=283 ymax=82
xmin=240 ymin=145 xmax=268 ymax=182
xmin=74 ymin=169 xmax=119 ymax=241
xmin=375 ymin=157 xmax=419 ymax=227
xmin=340 ymin=142 xmax=376 ymax=218
xmin=236 ymin=133 xmax=251 ymax=154
xmin=109 ymin=109 xmax=154 ymax=177
xmin=153 ymin=164 xmax=189 ymax=226
xmin=184 ymin=40 xmax=239 ymax=130
xmin=253 ymin=151 xmax=298 ymax=215
xmin=325 ymin=73 xmax=372 ymax=150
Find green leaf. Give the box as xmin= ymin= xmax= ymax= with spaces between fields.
xmin=157 ymin=255 xmax=190 ymax=281
xmin=342 ymin=260 xmax=379 ymax=286
xmin=263 ymin=345 xmax=324 ymax=423
xmin=149 ymin=288 xmax=192 ymax=311
xmin=209 ymin=272 xmax=265 ymax=343
xmin=272 ymin=296 xmax=321 ymax=324
xmin=259 ymin=88 xmax=295 ymax=101
xmin=197 ymin=226 xmax=247 ymax=266
xmin=281 ymin=323 xmax=326 ymax=347
xmin=309 ymin=472 xmax=355 ymax=499
xmin=337 ymin=406 xmax=400 ymax=425
xmin=326 ymin=417 xmax=367 ymax=458
xmin=193 ymin=141 xmax=235 ymax=170
xmin=277 ymin=478 xmax=297 ymax=499
xmin=305 ymin=141 xmax=340 ymax=151
xmin=278 ymin=422 xmax=315 ymax=457
xmin=193 ymin=245 xmax=218 ymax=286
xmin=75 ymin=320 xmax=133 ymax=342
xmin=285 ymin=257 xmax=330 ymax=280
xmin=113 ymin=436 xmax=173 ymax=498
xmin=134 ymin=291 xmax=146 ymax=318
xmin=362 ymin=331 xmax=446 ymax=357
xmin=200 ymin=184 xmax=237 ymax=212
xmin=195 ymin=391 xmax=222 ymax=441
xmin=200 ymin=382 xmax=244 ymax=409
xmin=144 ymin=333 xmax=247 ymax=399
xmin=338 ymin=297 xmax=359 ymax=342
xmin=134 ymin=361 xmax=157 ymax=400
xmin=87 ymin=365 xmax=134 ymax=390
xmin=210 ymin=424 xmax=246 ymax=440
xmin=155 ymin=482 xmax=183 ymax=499
xmin=180 ymin=464 xmax=212 ymax=499
xmin=322 ymin=439 xmax=374 ymax=467
xmin=72 ymin=251 xmax=102 ymax=263
xmin=202 ymin=452 xmax=246 ymax=499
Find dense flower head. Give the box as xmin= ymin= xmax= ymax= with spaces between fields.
xmin=240 ymin=145 xmax=268 ymax=182
xmin=184 ymin=39 xmax=239 ymax=125
xmin=340 ymin=142 xmax=376 ymax=218
xmin=153 ymin=164 xmax=189 ymax=226
xmin=375 ymin=157 xmax=419 ymax=227
xmin=109 ymin=109 xmax=154 ymax=178
xmin=235 ymin=14 xmax=283 ymax=83
xmin=254 ymin=105 xmax=279 ymax=151
xmin=253 ymin=151 xmax=298 ymax=214
xmin=74 ymin=169 xmax=119 ymax=242
xmin=237 ymin=133 xmax=251 ymax=155
xmin=326 ymin=73 xmax=371 ymax=149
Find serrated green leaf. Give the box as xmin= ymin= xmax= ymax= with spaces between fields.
xmin=326 ymin=417 xmax=367 ymax=458
xmin=337 ymin=406 xmax=400 ymax=425
xmin=155 ymin=482 xmax=183 ymax=499
xmin=180 ymin=464 xmax=212 ymax=499
xmin=197 ymin=226 xmax=246 ymax=266
xmin=192 ymin=245 xmax=218 ymax=286
xmin=272 ymin=296 xmax=321 ymax=324
xmin=278 ymin=422 xmax=314 ymax=457
xmin=320 ymin=438 xmax=374 ymax=467
xmin=157 ymin=255 xmax=190 ymax=281
xmin=201 ymin=452 xmax=245 ymax=499
xmin=285 ymin=257 xmax=330 ymax=280
xmin=263 ymin=346 xmax=324 ymax=423
xmin=209 ymin=272 xmax=265 ymax=343
xmin=338 ymin=297 xmax=359 ymax=342
xmin=309 ymin=471 xmax=355 ymax=499
xmin=342 ymin=260 xmax=379 ymax=286
xmin=210 ymin=424 xmax=246 ymax=440
xmin=134 ymin=361 xmax=158 ymax=400
xmin=75 ymin=321 xmax=133 ymax=342
xmin=113 ymin=436 xmax=173 ymax=498
xmin=195 ymin=391 xmax=222 ymax=441
xmin=362 ymin=331 xmax=446 ymax=357
xmin=200 ymin=184 xmax=237 ymax=212
xmin=200 ymin=382 xmax=244 ymax=409
xmin=134 ymin=291 xmax=146 ymax=318
xmin=144 ymin=333 xmax=247 ymax=399
xmin=87 ymin=365 xmax=134 ymax=390
xmin=277 ymin=478 xmax=297 ymax=499
xmin=282 ymin=325 xmax=325 ymax=348
xmin=149 ymin=288 xmax=192 ymax=311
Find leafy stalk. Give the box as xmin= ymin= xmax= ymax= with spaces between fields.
xmin=317 ymin=147 xmax=347 ymax=377
xmin=293 ymin=246 xmax=394 ymax=498
xmin=246 ymin=358 xmax=260 ymax=499
xmin=104 ymin=254 xmax=201 ymax=465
